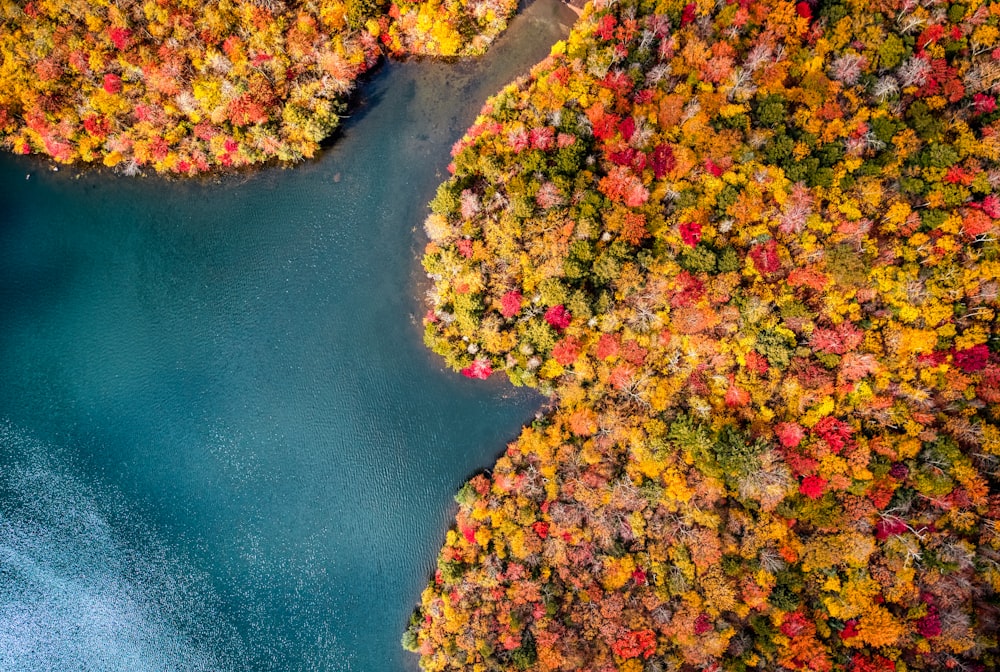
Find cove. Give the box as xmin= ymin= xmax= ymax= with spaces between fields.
xmin=0 ymin=1 xmax=575 ymax=669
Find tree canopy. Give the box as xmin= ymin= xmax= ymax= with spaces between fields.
xmin=407 ymin=0 xmax=1000 ymax=669
xmin=0 ymin=0 xmax=518 ymax=173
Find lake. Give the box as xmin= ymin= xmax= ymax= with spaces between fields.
xmin=0 ymin=2 xmax=574 ymax=669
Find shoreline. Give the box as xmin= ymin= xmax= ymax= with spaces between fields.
xmin=7 ymin=0 xmax=581 ymax=186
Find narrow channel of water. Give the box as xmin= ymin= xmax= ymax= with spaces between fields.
xmin=0 ymin=2 xmax=575 ymax=669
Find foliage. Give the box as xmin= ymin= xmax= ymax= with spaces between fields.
xmin=0 ymin=0 xmax=518 ymax=173
xmin=412 ymin=0 xmax=1000 ymax=670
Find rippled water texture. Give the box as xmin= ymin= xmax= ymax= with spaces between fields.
xmin=0 ymin=3 xmax=574 ymax=669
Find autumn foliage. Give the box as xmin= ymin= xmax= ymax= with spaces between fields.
xmin=0 ymin=0 xmax=518 ymax=173
xmin=408 ymin=0 xmax=1000 ymax=670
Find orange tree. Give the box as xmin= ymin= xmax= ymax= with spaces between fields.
xmin=405 ymin=0 xmax=1000 ymax=670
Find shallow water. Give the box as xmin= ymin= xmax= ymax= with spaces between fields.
xmin=0 ymin=3 xmax=574 ymax=669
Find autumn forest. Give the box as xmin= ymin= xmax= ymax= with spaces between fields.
xmin=0 ymin=0 xmax=517 ymax=172
xmin=3 ymin=0 xmax=1000 ymax=670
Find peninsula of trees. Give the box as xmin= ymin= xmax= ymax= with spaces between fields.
xmin=0 ymin=0 xmax=517 ymax=173
xmin=406 ymin=0 xmax=1000 ymax=670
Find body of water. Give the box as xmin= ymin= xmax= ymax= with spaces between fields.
xmin=0 ymin=2 xmax=574 ymax=669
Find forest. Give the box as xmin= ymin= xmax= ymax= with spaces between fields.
xmin=0 ymin=0 xmax=517 ymax=173
xmin=406 ymin=0 xmax=1000 ymax=669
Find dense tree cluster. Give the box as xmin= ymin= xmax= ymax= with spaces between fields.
xmin=0 ymin=0 xmax=516 ymax=173
xmin=406 ymin=0 xmax=1000 ymax=669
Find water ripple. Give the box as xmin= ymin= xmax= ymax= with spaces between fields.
xmin=0 ymin=424 xmax=242 ymax=672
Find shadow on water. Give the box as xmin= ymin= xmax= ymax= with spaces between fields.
xmin=0 ymin=173 xmax=82 ymax=327
xmin=317 ymin=62 xmax=387 ymax=151
xmin=0 ymin=1 xmax=575 ymax=671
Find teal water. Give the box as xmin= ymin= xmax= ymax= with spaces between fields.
xmin=0 ymin=3 xmax=574 ymax=669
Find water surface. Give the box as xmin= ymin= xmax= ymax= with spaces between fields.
xmin=0 ymin=2 xmax=574 ymax=669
